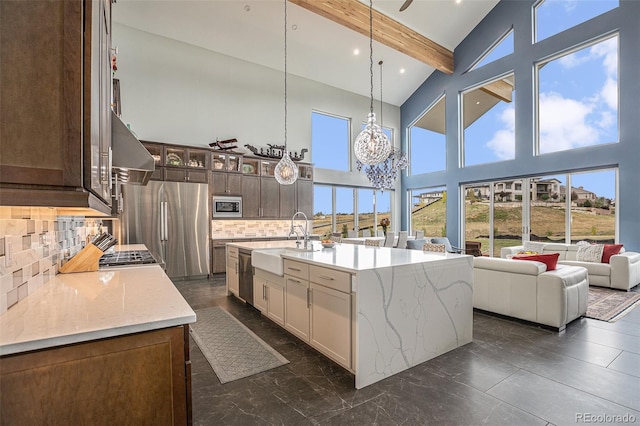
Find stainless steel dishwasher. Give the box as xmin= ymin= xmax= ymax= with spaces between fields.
xmin=238 ymin=249 xmax=253 ymax=305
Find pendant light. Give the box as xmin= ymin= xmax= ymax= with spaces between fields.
xmin=274 ymin=0 xmax=299 ymax=185
xmin=353 ymin=0 xmax=391 ymax=165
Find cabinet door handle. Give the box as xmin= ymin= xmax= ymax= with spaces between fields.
xmin=318 ymin=275 xmax=334 ymax=281
xmin=307 ymin=288 xmax=312 ymax=308
xmin=288 ymin=278 xmax=301 ymax=283
xmin=235 ymin=262 xmax=238 ymax=274
xmin=263 ymin=284 xmax=266 ymax=300
xmin=288 ymin=267 xmax=301 ymax=272
xmin=100 ymin=151 xmax=110 ymax=185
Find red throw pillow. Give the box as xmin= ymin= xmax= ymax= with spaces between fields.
xmin=601 ymin=244 xmax=623 ymax=263
xmin=513 ymin=252 xmax=560 ymax=271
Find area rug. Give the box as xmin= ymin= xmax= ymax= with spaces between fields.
xmin=585 ymin=287 xmax=640 ymax=322
xmin=190 ymin=306 xmax=289 ymax=383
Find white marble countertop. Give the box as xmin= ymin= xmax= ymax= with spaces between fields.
xmin=231 ymin=241 xmax=469 ymax=273
xmin=227 ymin=240 xmax=302 ymax=250
xmin=0 ymin=245 xmax=195 ymax=356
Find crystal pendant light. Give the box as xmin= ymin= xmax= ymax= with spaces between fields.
xmin=275 ymin=0 xmax=298 ymax=185
xmin=356 ymin=61 xmax=408 ymax=191
xmin=353 ymin=0 xmax=391 ymax=165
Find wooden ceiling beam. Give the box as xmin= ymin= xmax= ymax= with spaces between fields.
xmin=288 ymin=0 xmax=454 ymax=74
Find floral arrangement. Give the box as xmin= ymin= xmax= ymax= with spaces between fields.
xmin=515 ymin=250 xmax=538 ymax=256
xmin=379 ymin=218 xmax=390 ymax=235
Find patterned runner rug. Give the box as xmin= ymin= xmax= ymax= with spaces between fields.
xmin=585 ymin=287 xmax=640 ymax=322
xmin=190 ymin=306 xmax=289 ymax=383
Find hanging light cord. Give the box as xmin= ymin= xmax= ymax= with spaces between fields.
xmin=379 ymin=60 xmax=383 ymax=126
xmin=368 ymin=0 xmax=374 ymax=114
xmin=284 ymin=0 xmax=288 ymax=151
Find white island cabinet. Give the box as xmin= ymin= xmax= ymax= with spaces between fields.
xmin=283 ymin=259 xmax=352 ymax=369
xmin=229 ymin=241 xmax=474 ymax=389
xmin=226 ymin=245 xmax=239 ymax=296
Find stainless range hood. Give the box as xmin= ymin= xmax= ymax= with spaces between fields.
xmin=111 ymin=111 xmax=155 ymax=185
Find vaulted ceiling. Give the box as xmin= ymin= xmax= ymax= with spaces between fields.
xmin=113 ymin=0 xmax=499 ymax=106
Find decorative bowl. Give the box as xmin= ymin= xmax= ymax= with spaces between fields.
xmin=321 ymin=242 xmax=336 ymax=248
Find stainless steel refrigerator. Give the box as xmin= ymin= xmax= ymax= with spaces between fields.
xmin=121 ymin=181 xmax=210 ymax=279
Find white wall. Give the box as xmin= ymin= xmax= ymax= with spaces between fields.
xmin=113 ymin=23 xmax=403 ymax=227
xmin=113 ymin=23 xmax=400 ymax=172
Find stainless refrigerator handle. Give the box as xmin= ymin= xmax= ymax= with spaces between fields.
xmin=160 ymin=202 xmax=166 ymax=241
xmin=163 ymin=202 xmax=169 ymax=241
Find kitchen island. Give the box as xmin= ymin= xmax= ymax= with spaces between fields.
xmin=228 ymin=241 xmax=473 ymax=389
xmin=0 ymin=246 xmax=195 ymax=425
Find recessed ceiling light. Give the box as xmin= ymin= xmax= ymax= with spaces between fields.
xmin=476 ymin=101 xmax=480 ymax=105
xmin=456 ymin=0 xmax=462 ymax=4
xmin=291 ymin=24 xmax=298 ymax=31
xmin=400 ymin=68 xmax=406 ymax=74
xmin=244 ymin=4 xmax=251 ymax=12
xmin=354 ymin=49 xmax=360 ymax=56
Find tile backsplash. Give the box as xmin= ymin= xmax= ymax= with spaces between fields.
xmin=0 ymin=208 xmax=99 ymax=314
xmin=211 ymin=219 xmax=314 ymax=238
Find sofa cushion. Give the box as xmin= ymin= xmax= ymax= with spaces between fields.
xmin=523 ymin=241 xmax=546 ymax=253
xmin=474 ymin=256 xmax=546 ymax=275
xmin=576 ymin=244 xmax=604 ymax=262
xmin=513 ymin=253 xmax=560 ymax=271
xmin=601 ymin=244 xmax=624 ymax=263
xmin=559 ymin=260 xmax=612 ymax=277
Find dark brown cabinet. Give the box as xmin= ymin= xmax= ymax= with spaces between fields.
xmin=0 ymin=0 xmax=113 ymax=215
xmin=211 ymin=172 xmax=242 ymax=195
xmin=141 ymin=141 xmax=210 ymax=183
xmin=241 ymin=175 xmax=261 ymax=218
xmin=0 ymin=326 xmax=192 ymax=425
xmin=260 ymin=177 xmax=281 ymax=218
xmin=296 ymin=178 xmax=314 ymax=218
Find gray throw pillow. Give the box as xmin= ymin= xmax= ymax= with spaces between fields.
xmin=406 ymin=239 xmax=427 ymax=250
xmin=429 ymin=237 xmax=453 ymax=253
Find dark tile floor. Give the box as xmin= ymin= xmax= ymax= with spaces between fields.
xmin=174 ymin=276 xmax=640 ymax=426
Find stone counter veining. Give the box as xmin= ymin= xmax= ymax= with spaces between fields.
xmin=0 ymin=249 xmax=195 ymax=356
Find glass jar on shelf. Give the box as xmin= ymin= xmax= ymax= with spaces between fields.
xmin=260 ymin=160 xmax=275 ymax=177
xmin=187 ymin=149 xmax=208 ymax=168
xmin=241 ymin=157 xmax=259 ymax=175
xmin=165 ymin=147 xmax=185 ymax=167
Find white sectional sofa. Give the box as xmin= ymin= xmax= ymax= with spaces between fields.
xmin=473 ymin=257 xmax=588 ymax=331
xmin=501 ymin=243 xmax=640 ymax=291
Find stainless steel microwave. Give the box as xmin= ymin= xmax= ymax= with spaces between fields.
xmin=212 ymin=196 xmax=242 ymax=218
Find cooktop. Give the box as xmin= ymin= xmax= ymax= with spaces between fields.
xmin=99 ymin=250 xmax=158 ymax=268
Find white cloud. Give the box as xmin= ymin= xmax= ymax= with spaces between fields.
xmin=590 ymin=37 xmax=618 ymax=77
xmin=600 ymin=77 xmax=618 ymax=110
xmin=538 ymin=92 xmax=598 ymax=153
xmin=486 ymin=105 xmax=515 ymax=160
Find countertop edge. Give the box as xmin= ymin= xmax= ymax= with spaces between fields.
xmin=0 ymin=314 xmax=196 ymax=357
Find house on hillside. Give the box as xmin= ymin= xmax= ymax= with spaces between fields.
xmin=472 ymin=178 xmax=563 ymax=202
xmin=559 ymin=185 xmax=598 ymax=204
xmin=413 ymin=190 xmax=444 ymax=207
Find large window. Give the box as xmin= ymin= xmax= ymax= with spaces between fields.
xmin=470 ymin=29 xmax=513 ymax=71
xmin=537 ymin=36 xmax=618 ymax=155
xmin=535 ymin=0 xmax=618 ymax=43
xmin=462 ymin=168 xmax=617 ymax=257
xmin=313 ymin=185 xmax=392 ymax=237
xmin=409 ymin=96 xmax=446 ymax=175
xmin=311 ymin=111 xmax=350 ymax=171
xmin=462 ymin=74 xmax=516 ymax=166
xmin=410 ymin=186 xmax=446 ymax=238
xmin=569 ymin=170 xmax=616 ymax=243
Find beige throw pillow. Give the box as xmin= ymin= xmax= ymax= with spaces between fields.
xmin=576 ymin=244 xmax=604 ymax=262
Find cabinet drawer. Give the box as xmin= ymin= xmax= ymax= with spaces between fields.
xmin=227 ymin=246 xmax=239 ymax=259
xmin=283 ymin=259 xmax=309 ymax=280
xmin=309 ymin=266 xmax=351 ymax=293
